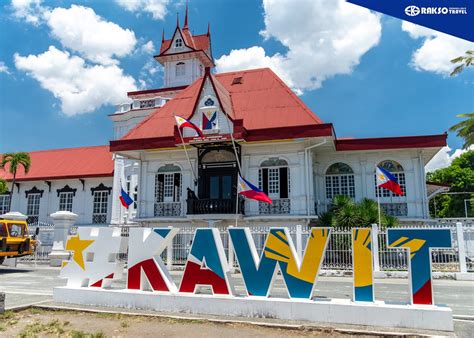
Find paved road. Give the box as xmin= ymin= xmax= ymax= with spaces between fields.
xmin=1 ymin=264 xmax=473 ymax=335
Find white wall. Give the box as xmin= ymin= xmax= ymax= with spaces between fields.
xmin=9 ymin=177 xmax=114 ymax=225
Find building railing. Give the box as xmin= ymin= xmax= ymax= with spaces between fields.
xmin=259 ymin=198 xmax=291 ymax=215
xmin=154 ymin=202 xmax=182 ymax=217
xmin=187 ymin=198 xmax=244 ymax=215
xmin=92 ymin=214 xmax=107 ymax=224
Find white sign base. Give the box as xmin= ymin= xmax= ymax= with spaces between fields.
xmin=53 ymin=287 xmax=453 ymax=331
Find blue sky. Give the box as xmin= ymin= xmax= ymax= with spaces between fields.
xmin=0 ymin=0 xmax=472 ymax=159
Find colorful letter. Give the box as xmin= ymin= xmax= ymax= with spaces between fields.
xmin=61 ymin=227 xmax=124 ymax=288
xmin=229 ymin=227 xmax=330 ymax=299
xmin=127 ymin=227 xmax=178 ymax=292
xmin=387 ymin=228 xmax=452 ymax=305
xmin=352 ymin=228 xmax=374 ymax=302
xmin=179 ymin=228 xmax=233 ymax=295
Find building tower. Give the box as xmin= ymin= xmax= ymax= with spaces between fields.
xmin=154 ymin=4 xmax=214 ymax=87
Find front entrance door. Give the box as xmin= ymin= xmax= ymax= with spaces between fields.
xmin=209 ymin=173 xmax=233 ymax=200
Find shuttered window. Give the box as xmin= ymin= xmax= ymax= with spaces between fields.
xmin=259 ymin=159 xmax=290 ymax=199
xmin=155 ymin=172 xmax=181 ymax=203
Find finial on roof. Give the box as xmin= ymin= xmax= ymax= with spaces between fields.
xmin=207 ymin=22 xmax=210 ymax=36
xmin=183 ymin=0 xmax=189 ymax=29
xmin=161 ymin=28 xmax=165 ymax=42
xmin=176 ymin=12 xmax=180 ymax=28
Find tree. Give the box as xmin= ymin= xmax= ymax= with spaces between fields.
xmin=0 ymin=152 xmax=31 ymax=211
xmin=449 ymin=112 xmax=474 ymax=149
xmin=0 ymin=178 xmax=7 ymax=194
xmin=450 ymin=50 xmax=473 ymax=76
xmin=314 ymin=195 xmax=398 ymax=228
xmin=427 ymin=150 xmax=474 ymax=217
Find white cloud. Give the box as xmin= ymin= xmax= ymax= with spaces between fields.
xmin=216 ymin=0 xmax=381 ymax=93
xmin=0 ymin=61 xmax=10 ymax=74
xmin=14 ymin=46 xmax=137 ymax=116
xmin=10 ymin=0 xmax=45 ymax=25
xmin=47 ymin=5 xmax=137 ymax=65
xmin=425 ymin=145 xmax=474 ymax=172
xmin=402 ymin=21 xmax=474 ymax=75
xmin=115 ymin=0 xmax=170 ymax=20
xmin=140 ymin=40 xmax=155 ymax=54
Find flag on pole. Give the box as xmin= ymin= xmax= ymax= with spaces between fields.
xmin=175 ymin=115 xmax=204 ymax=137
xmin=119 ymin=187 xmax=134 ymax=208
xmin=237 ymin=175 xmax=272 ymax=204
xmin=376 ymin=166 xmax=404 ymax=196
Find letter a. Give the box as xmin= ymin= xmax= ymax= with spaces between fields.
xmin=179 ymin=228 xmax=233 ymax=295
xmin=387 ymin=228 xmax=451 ymax=305
xmin=127 ymin=227 xmax=178 ymax=292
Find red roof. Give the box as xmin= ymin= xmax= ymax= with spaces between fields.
xmin=159 ymin=29 xmax=211 ymax=56
xmin=0 ymin=146 xmax=114 ymax=182
xmin=111 ymin=68 xmax=325 ymax=151
xmin=335 ymin=134 xmax=447 ymax=151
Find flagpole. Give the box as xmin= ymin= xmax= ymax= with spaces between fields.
xmin=220 ymin=105 xmax=242 ymax=228
xmin=175 ymin=114 xmax=198 ymax=189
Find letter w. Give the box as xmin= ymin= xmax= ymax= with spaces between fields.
xmin=229 ymin=227 xmax=330 ymax=299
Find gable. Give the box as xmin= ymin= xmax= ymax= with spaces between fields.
xmin=164 ymin=28 xmax=192 ymax=54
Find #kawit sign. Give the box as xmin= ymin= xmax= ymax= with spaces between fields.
xmin=55 ymin=226 xmax=454 ymax=331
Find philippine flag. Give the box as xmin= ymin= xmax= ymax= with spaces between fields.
xmin=175 ymin=115 xmax=204 ymax=137
xmin=237 ymin=175 xmax=272 ymax=204
xmin=376 ymin=166 xmax=404 ymax=196
xmin=119 ymin=187 xmax=134 ymax=208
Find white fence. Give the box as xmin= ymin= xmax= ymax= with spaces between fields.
xmin=21 ymin=221 xmax=474 ymax=273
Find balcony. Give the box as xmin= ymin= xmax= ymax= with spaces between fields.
xmin=154 ymin=202 xmax=182 ymax=217
xmin=187 ymin=198 xmax=244 ymax=215
xmin=259 ymin=198 xmax=291 ymax=215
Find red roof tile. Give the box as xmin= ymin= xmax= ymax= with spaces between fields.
xmin=117 ymin=68 xmax=324 ymax=145
xmin=0 ymin=146 xmax=114 ymax=182
xmin=159 ymin=31 xmax=210 ymax=55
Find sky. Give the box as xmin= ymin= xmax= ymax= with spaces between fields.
xmin=0 ymin=0 xmax=473 ymax=171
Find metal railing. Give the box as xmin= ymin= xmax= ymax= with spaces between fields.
xmin=17 ymin=220 xmax=474 ymax=273
xmin=187 ymin=198 xmax=244 ymax=215
xmin=154 ymin=202 xmax=181 ymax=217
xmin=259 ymin=198 xmax=291 ymax=215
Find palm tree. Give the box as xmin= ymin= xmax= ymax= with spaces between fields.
xmin=450 ymin=50 xmax=473 ymax=76
xmin=449 ymin=112 xmax=473 ymax=149
xmin=0 ymin=178 xmax=7 ymax=194
xmin=0 ymin=152 xmax=31 ymax=212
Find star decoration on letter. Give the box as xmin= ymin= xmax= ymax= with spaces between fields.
xmin=66 ymin=235 xmax=94 ymax=270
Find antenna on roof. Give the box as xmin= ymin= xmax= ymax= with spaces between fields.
xmin=183 ymin=0 xmax=189 ymax=29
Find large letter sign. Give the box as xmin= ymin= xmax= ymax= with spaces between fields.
xmin=179 ymin=228 xmax=234 ymax=295
xmin=387 ymin=229 xmax=452 ymax=305
xmin=352 ymin=228 xmax=374 ymax=302
xmin=229 ymin=227 xmax=330 ymax=299
xmin=127 ymin=227 xmax=178 ymax=292
xmin=61 ymin=227 xmax=124 ymax=288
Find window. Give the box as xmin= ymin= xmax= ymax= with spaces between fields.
xmin=7 ymin=223 xmax=25 ymax=238
xmin=325 ymin=163 xmax=355 ymax=200
xmin=0 ymin=194 xmax=10 ymax=214
xmin=139 ymin=99 xmax=155 ymax=109
xmin=59 ymin=192 xmax=74 ymax=212
xmin=259 ymin=158 xmax=290 ymax=199
xmin=375 ymin=160 xmax=406 ymax=198
xmin=0 ymin=222 xmax=7 ymax=237
xmin=176 ymin=62 xmax=185 ymax=77
xmin=27 ymin=193 xmax=40 ymax=223
xmin=175 ymin=38 xmax=183 ymax=48
xmin=155 ymin=165 xmax=182 ymax=203
xmin=93 ymin=191 xmax=108 ymax=224
xmin=375 ymin=160 xmax=407 ymax=216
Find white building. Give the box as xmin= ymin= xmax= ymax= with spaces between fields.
xmin=1 ymin=10 xmax=446 ymax=227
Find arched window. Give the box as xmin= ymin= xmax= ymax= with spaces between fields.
xmin=325 ymin=163 xmax=355 ymax=200
xmin=375 ymin=160 xmax=406 ymax=198
xmin=175 ymin=62 xmax=185 ymax=77
xmin=259 ymin=158 xmax=290 ymax=199
xmin=155 ymin=165 xmax=182 ymax=204
xmin=175 ymin=38 xmax=183 ymax=48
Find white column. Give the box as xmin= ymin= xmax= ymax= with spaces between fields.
xmin=371 ymin=223 xmax=380 ymax=272
xmin=360 ymin=161 xmax=367 ymax=199
xmin=111 ymin=156 xmax=125 ymax=225
xmin=456 ymin=222 xmax=468 ymax=274
xmin=140 ymin=161 xmax=149 ymax=218
xmin=49 ymin=211 xmax=78 ymax=267
xmin=296 ymin=224 xmax=303 ymax=260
